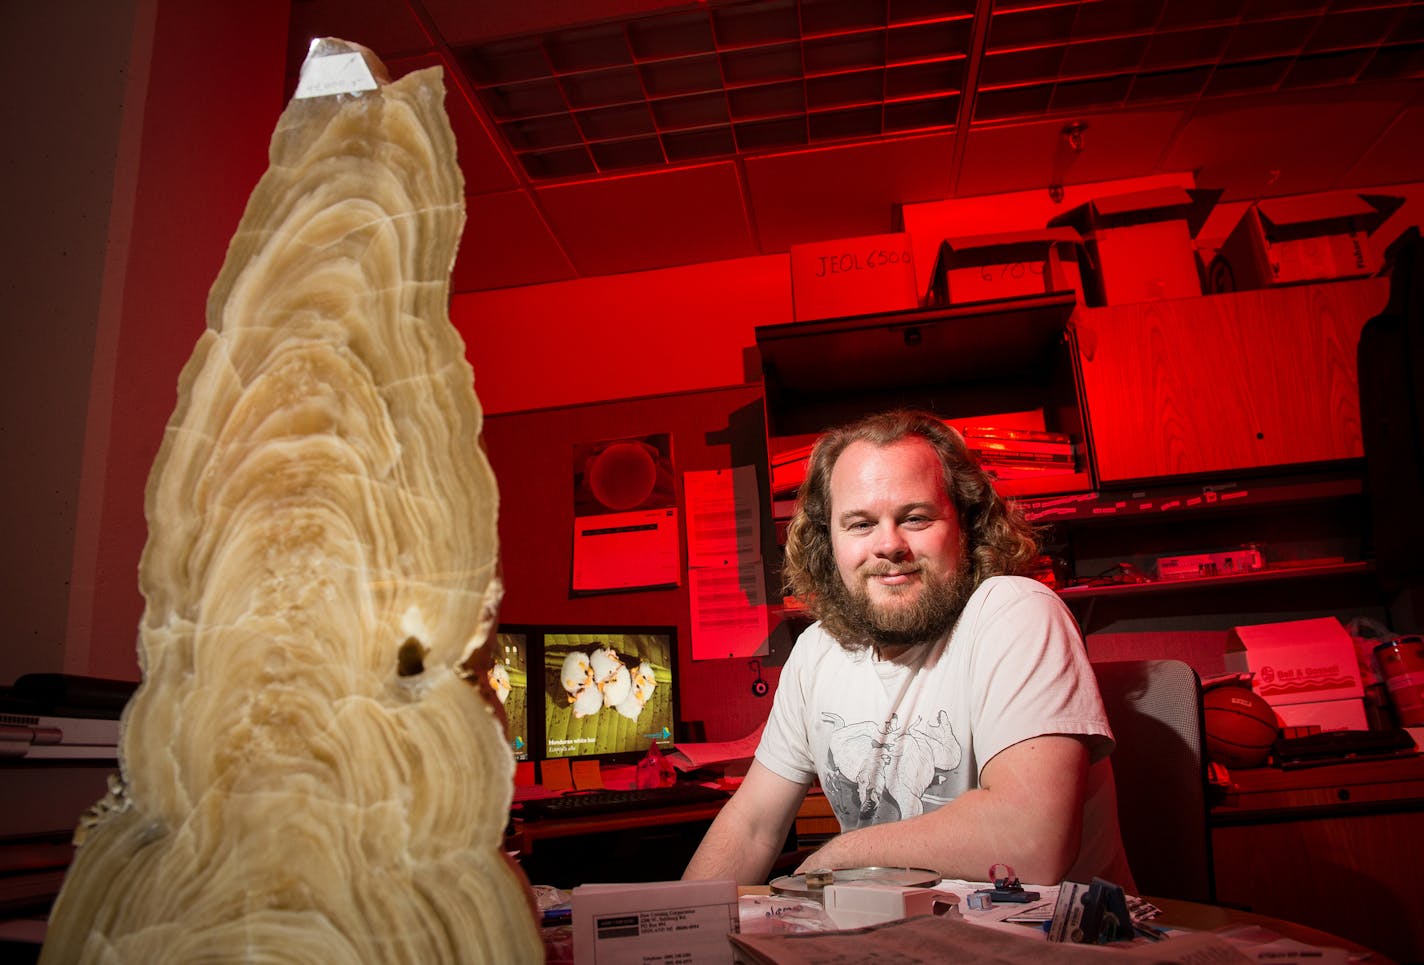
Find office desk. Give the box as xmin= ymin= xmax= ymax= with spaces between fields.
xmin=1147 ymin=896 xmax=1390 ymax=961
xmin=725 ymin=888 xmax=1391 ymax=962
xmin=509 ymin=796 xmax=729 ymax=889
xmin=1211 ymin=754 xmax=1424 ymax=964
xmin=510 ymin=799 xmax=728 ymax=850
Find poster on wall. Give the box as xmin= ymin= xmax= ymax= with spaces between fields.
xmin=684 ymin=466 xmax=770 ymax=660
xmin=571 ymin=433 xmax=680 ymax=593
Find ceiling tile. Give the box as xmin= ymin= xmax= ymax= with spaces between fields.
xmin=1340 ymin=100 xmax=1424 ymax=188
xmin=453 ymin=190 xmax=576 ymax=292
xmin=745 ymin=133 xmax=957 ymax=251
xmin=957 ymin=109 xmax=1187 ymax=199
xmin=421 ymin=0 xmax=694 ymax=46
xmin=533 ymin=163 xmax=756 ymax=275
xmin=1161 ymin=83 xmax=1417 ymax=200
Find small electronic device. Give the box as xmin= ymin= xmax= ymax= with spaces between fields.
xmin=1155 ymin=546 xmax=1264 ymax=581
xmin=769 ymin=867 xmax=941 ymax=900
xmin=974 ymin=868 xmax=1039 ymax=904
xmin=821 ymin=882 xmax=944 ymax=929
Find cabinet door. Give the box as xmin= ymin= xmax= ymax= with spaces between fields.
xmin=1076 ymin=279 xmax=1389 ymax=482
xmin=1214 ymin=810 xmax=1424 ymax=964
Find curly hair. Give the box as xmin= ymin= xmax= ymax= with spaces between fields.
xmin=782 ymin=409 xmax=1040 ymax=610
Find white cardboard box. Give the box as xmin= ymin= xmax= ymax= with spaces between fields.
xmin=1224 ymin=617 xmax=1365 ymax=730
xmin=821 ymin=882 xmax=943 ymax=930
xmin=1047 ymin=186 xmax=1219 ymax=306
xmin=789 ymin=232 xmax=918 ymax=321
xmin=924 ymin=229 xmax=1084 ymax=307
xmin=1211 ymin=191 xmax=1401 ymax=290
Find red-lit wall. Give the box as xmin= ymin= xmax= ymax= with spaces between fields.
xmin=1 ymin=0 xmax=142 ymax=686
xmin=44 ymin=0 xmax=1424 ymax=707
xmin=452 ymin=255 xmax=792 ymax=415
xmin=64 ymin=0 xmax=289 ymax=680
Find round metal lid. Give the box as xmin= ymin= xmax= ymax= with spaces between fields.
xmin=768 ymin=866 xmax=941 ymax=900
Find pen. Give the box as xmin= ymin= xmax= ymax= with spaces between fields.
xmin=1134 ymin=920 xmax=1169 ymax=942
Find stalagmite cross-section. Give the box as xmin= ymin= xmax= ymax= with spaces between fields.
xmin=41 ymin=40 xmax=541 ymax=964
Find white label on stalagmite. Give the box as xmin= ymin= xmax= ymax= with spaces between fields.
xmin=295 ymin=51 xmax=378 ymax=99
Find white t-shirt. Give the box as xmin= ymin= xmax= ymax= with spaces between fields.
xmin=756 ymin=575 xmax=1133 ymax=885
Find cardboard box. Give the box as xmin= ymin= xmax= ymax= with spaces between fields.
xmin=1225 ymin=617 xmax=1365 ymax=730
xmin=789 ymin=232 xmax=918 ymax=322
xmin=924 ymin=229 xmax=1084 ymax=307
xmin=1048 ymin=186 xmax=1220 ymax=306
xmin=1210 ymin=192 xmax=1402 ymax=292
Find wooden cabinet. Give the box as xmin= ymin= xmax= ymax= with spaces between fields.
xmin=754 ymin=281 xmax=1395 ymax=622
xmin=1075 ymin=278 xmax=1389 ymax=483
xmin=1211 ymin=756 xmax=1424 ymax=964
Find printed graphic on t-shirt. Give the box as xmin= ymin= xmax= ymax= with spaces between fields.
xmin=820 ymin=710 xmax=962 ymax=828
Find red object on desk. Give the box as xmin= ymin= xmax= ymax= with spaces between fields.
xmin=1376 ymin=636 xmax=1424 ymax=725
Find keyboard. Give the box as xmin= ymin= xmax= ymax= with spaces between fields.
xmin=516 ymin=784 xmax=730 ymax=820
xmin=1273 ymin=727 xmax=1416 ymax=766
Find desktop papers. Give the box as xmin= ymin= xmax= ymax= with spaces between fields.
xmin=689 ymin=561 xmax=770 ymax=659
xmin=728 ymin=912 xmax=1255 ymax=965
xmin=667 ymin=723 xmax=765 ymax=772
xmin=571 ymin=507 xmax=681 ymax=592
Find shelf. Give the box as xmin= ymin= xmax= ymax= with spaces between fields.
xmin=769 ymin=468 xmax=1091 ymax=524
xmin=1058 ymin=560 xmax=1374 ymax=603
xmin=757 ymin=292 xmax=1079 ymax=439
xmin=996 ymin=470 xmax=1092 ymax=499
xmin=1017 ymin=468 xmax=1364 ymax=525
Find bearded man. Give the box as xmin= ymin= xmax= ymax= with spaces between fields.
xmin=684 ymin=410 xmax=1134 ymax=888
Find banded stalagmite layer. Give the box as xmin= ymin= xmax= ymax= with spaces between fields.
xmin=41 ymin=41 xmax=540 ymax=964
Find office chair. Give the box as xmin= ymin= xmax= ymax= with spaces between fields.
xmin=1092 ymin=659 xmax=1215 ymax=904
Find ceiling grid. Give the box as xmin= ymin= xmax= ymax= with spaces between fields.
xmin=454 ymin=0 xmax=1421 ymax=183
xmin=288 ymin=0 xmax=1424 ymax=290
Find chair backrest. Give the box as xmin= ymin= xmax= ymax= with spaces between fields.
xmin=1092 ymin=659 xmax=1214 ymax=903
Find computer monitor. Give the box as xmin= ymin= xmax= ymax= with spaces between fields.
xmin=490 ymin=628 xmax=532 ymax=760
xmin=539 ymin=626 xmax=677 ymax=762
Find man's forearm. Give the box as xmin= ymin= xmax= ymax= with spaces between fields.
xmin=795 ymin=738 xmax=1088 ymax=884
xmin=683 ymin=801 xmax=786 ymax=885
xmin=795 ymin=788 xmax=1072 ymax=883
xmin=804 ymin=803 xmax=1076 ymax=883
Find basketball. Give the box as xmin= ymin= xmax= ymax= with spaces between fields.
xmin=1204 ymin=685 xmax=1279 ymax=769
